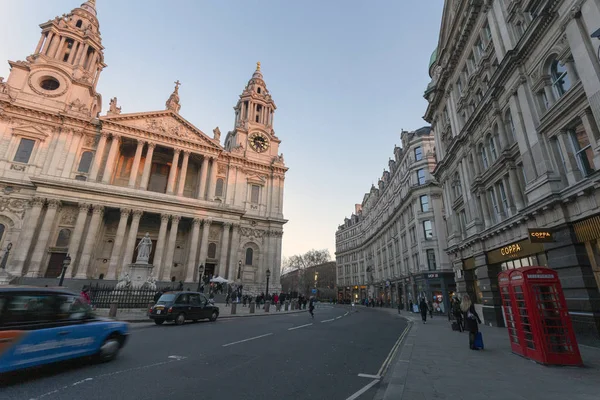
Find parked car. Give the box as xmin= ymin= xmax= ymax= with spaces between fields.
xmin=0 ymin=286 xmax=129 ymax=374
xmin=148 ymin=291 xmax=219 ymax=325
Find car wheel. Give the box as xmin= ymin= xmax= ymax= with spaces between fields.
xmin=210 ymin=311 xmax=218 ymax=322
xmin=175 ymin=313 xmax=186 ymax=325
xmin=154 ymin=319 xmax=165 ymax=325
xmin=97 ymin=335 xmax=122 ymax=362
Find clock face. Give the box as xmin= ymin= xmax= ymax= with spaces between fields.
xmin=249 ymin=132 xmax=270 ymax=153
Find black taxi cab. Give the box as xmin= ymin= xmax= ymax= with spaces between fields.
xmin=0 ymin=286 xmax=129 ymax=373
xmin=148 ymin=291 xmax=219 ymax=325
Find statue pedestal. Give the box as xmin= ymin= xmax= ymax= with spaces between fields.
xmin=116 ymin=263 xmax=156 ymax=290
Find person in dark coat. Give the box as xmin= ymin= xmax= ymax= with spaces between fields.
xmin=409 ymin=300 xmax=414 ymax=312
xmin=460 ymin=294 xmax=482 ymax=350
xmin=452 ymin=297 xmax=463 ymax=332
xmin=419 ymin=298 xmax=428 ymax=324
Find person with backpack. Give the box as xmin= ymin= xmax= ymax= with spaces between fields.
xmin=460 ymin=294 xmax=482 ymax=350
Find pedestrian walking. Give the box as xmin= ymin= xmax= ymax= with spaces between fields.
xmin=460 ymin=294 xmax=482 ymax=350
xmin=309 ymin=296 xmax=315 ymax=319
xmin=452 ymin=297 xmax=463 ymax=332
xmin=419 ymin=298 xmax=428 ymax=324
xmin=80 ymin=286 xmax=91 ymax=305
xmin=225 ymin=292 xmax=230 ymax=306
xmin=409 ymin=300 xmax=414 ymax=313
xmin=428 ymin=300 xmax=433 ymax=318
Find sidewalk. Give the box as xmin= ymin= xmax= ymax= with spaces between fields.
xmin=377 ymin=310 xmax=600 ymax=400
xmin=95 ymin=302 xmax=307 ymax=322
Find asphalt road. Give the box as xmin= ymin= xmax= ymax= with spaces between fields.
xmin=1 ymin=305 xmax=408 ymax=400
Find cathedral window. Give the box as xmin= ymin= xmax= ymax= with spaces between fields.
xmin=76 ymin=20 xmax=83 ymax=28
xmin=250 ymin=185 xmax=260 ymax=204
xmin=245 ymin=248 xmax=254 ymax=265
xmin=257 ymin=87 xmax=261 ymax=94
xmin=215 ymin=178 xmax=224 ymax=197
xmin=13 ymin=138 xmax=35 ymax=164
xmin=40 ymin=77 xmax=60 ymax=91
xmin=77 ymin=151 xmax=94 ymax=173
xmin=55 ymin=229 xmax=71 ymax=247
xmin=208 ymin=243 xmax=217 ymax=259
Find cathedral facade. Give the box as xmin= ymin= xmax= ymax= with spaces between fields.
xmin=0 ymin=1 xmax=287 ymax=292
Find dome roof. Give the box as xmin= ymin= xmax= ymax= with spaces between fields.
xmin=428 ymin=47 xmax=438 ymax=76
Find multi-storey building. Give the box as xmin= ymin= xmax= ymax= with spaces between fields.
xmin=335 ymin=127 xmax=453 ymax=312
xmin=0 ymin=1 xmax=287 ymax=293
xmin=280 ymin=261 xmax=336 ymax=299
xmin=424 ymin=0 xmax=600 ymax=339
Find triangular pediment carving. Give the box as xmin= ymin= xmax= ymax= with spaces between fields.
xmin=101 ymin=111 xmax=221 ymax=150
xmin=12 ymin=124 xmax=50 ymax=140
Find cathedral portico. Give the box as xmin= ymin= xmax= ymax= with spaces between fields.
xmin=0 ymin=1 xmax=287 ymax=293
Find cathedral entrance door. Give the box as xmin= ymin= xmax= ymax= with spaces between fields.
xmin=44 ymin=252 xmax=67 ymax=278
xmin=148 ymin=163 xmax=169 ymax=193
xmin=204 ymin=263 xmax=215 ymax=280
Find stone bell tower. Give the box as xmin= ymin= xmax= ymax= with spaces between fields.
xmin=225 ymin=63 xmax=280 ymax=161
xmin=2 ymin=0 xmax=105 ymax=118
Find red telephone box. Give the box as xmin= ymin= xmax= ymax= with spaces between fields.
xmin=499 ymin=266 xmax=583 ymax=366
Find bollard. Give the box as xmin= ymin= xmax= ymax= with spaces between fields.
xmin=231 ymin=302 xmax=237 ymax=315
xmin=276 ymin=302 xmax=281 ymax=312
xmin=284 ymin=300 xmax=289 ymax=311
xmin=109 ymin=300 xmax=118 ymax=318
xmin=250 ymin=301 xmax=256 ymax=313
xmin=265 ymin=300 xmax=271 ymax=312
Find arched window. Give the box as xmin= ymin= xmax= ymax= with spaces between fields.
xmin=208 ymin=243 xmax=217 ymax=259
xmin=505 ymin=110 xmax=516 ymax=141
xmin=551 ymin=59 xmax=571 ymax=98
xmin=56 ymin=228 xmax=71 ymax=247
xmin=215 ymin=178 xmax=224 ymax=197
xmin=76 ymin=20 xmax=83 ymax=28
xmin=488 ymin=136 xmax=497 ymax=160
xmin=0 ymin=223 xmax=5 ymax=243
xmin=480 ymin=145 xmax=489 ymax=169
xmin=245 ymin=248 xmax=253 ymax=265
xmin=77 ymin=151 xmax=94 ymax=173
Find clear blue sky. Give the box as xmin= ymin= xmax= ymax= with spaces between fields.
xmin=0 ymin=0 xmax=444 ymax=260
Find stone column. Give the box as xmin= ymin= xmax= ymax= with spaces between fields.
xmin=67 ymin=41 xmax=79 ymax=64
xmin=228 ymin=223 xmax=240 ymax=281
xmin=128 ymin=140 xmax=144 ymax=188
xmin=197 ymin=156 xmax=209 ymax=199
xmin=198 ymin=219 xmax=212 ymax=267
xmin=27 ymin=200 xmax=61 ymax=277
xmin=185 ymin=218 xmax=201 ymax=282
xmin=35 ymin=33 xmax=46 ymax=54
xmin=10 ymin=198 xmax=44 ymax=275
xmin=177 ymin=150 xmax=190 ymax=196
xmin=75 ymin=205 xmax=104 ymax=279
xmin=65 ymin=203 xmax=90 ymax=277
xmin=53 ymin=36 xmax=66 ymax=59
xmin=120 ymin=209 xmax=143 ymax=267
xmin=89 ymin=133 xmax=108 ymax=181
xmin=75 ymin=43 xmax=89 ymax=66
xmin=216 ymin=223 xmax=231 ymax=276
xmin=273 ymin=232 xmax=283 ymax=290
xmin=495 ymin=113 xmax=509 ymax=150
xmin=166 ymin=149 xmax=181 ymax=194
xmin=162 ymin=215 xmax=181 ymax=281
xmin=88 ymin=51 xmax=99 ymax=72
xmin=207 ymin=158 xmax=218 ymax=200
xmin=557 ymin=130 xmax=582 ymax=185
xmin=140 ymin=143 xmax=156 ymax=190
xmin=106 ymin=208 xmax=131 ymax=280
xmin=41 ymin=32 xmax=54 ymax=55
xmin=507 ymin=167 xmax=525 ymax=211
xmin=102 ymin=134 xmax=121 ymax=184
xmin=153 ymin=214 xmax=170 ymax=280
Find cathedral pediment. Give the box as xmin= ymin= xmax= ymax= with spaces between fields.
xmin=12 ymin=124 xmax=50 ymax=140
xmin=101 ymin=111 xmax=221 ymax=150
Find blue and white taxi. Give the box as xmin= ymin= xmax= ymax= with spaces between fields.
xmin=0 ymin=286 xmax=129 ymax=373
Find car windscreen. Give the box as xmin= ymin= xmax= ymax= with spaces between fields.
xmin=157 ymin=294 xmax=176 ymax=303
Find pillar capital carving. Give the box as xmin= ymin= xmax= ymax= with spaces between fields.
xmin=170 ymin=215 xmax=181 ymax=223
xmin=135 ymin=139 xmax=144 ymax=147
xmin=147 ymin=142 xmax=157 ymax=149
xmin=100 ymin=132 xmax=110 ymax=138
xmin=119 ymin=208 xmax=132 ymax=217
xmin=173 ymin=148 xmax=182 ymax=155
xmin=47 ymin=199 xmax=61 ymax=209
xmin=182 ymin=149 xmax=191 ymax=156
xmin=131 ymin=209 xmax=143 ymax=218
xmin=91 ymin=204 xmax=105 ymax=214
xmin=222 ymin=221 xmax=232 ymax=228
xmin=78 ymin=203 xmax=91 ymax=212
xmin=203 ymin=218 xmax=213 ymax=226
xmin=192 ymin=217 xmax=202 ymax=226
xmin=111 ymin=133 xmax=121 ymax=140
xmin=160 ymin=214 xmax=170 ymax=223
xmin=31 ymin=197 xmax=45 ymax=208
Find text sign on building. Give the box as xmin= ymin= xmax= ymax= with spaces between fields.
xmin=528 ymin=229 xmax=555 ymax=243
xmin=427 ymin=273 xmax=439 ymax=278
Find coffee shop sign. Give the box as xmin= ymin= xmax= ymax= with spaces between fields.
xmin=500 ymin=243 xmax=522 ymax=256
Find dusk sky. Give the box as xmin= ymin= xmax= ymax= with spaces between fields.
xmin=0 ymin=0 xmax=444 ymax=260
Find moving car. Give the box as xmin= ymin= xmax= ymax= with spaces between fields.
xmin=148 ymin=291 xmax=219 ymax=325
xmin=0 ymin=286 xmax=129 ymax=374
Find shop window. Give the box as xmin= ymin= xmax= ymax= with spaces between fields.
xmin=55 ymin=228 xmax=71 ymax=247
xmin=245 ymin=248 xmax=253 ymax=265
xmin=423 ymin=220 xmax=433 ymax=240
xmin=13 ymin=138 xmax=35 ymax=164
xmin=568 ymin=124 xmax=595 ymax=176
xmin=77 ymin=151 xmax=94 ymax=173
xmin=420 ymin=195 xmax=429 ymax=212
xmin=207 ymin=243 xmax=217 ymax=259
xmin=427 ymin=249 xmax=437 ymax=271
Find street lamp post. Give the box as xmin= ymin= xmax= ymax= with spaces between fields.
xmin=58 ymin=254 xmax=71 ymax=287
xmin=197 ymin=264 xmax=205 ymax=292
xmin=237 ymin=260 xmax=242 ymax=280
xmin=0 ymin=242 xmax=12 ymax=270
xmin=265 ymin=268 xmax=271 ymax=298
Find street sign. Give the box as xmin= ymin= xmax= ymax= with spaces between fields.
xmin=311 ymin=289 xmax=317 ymax=294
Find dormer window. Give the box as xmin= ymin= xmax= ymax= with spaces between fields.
xmin=76 ymin=19 xmax=83 ymax=28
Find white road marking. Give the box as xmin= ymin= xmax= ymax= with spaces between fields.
xmin=321 ymin=318 xmax=335 ymax=323
xmin=288 ymin=323 xmax=313 ymax=331
xmin=357 ymin=373 xmax=381 ymax=379
xmin=377 ymin=324 xmax=411 ymax=377
xmin=222 ymin=333 xmax=273 ymax=347
xmin=344 ymin=312 xmax=349 ymax=316
xmin=335 ymin=316 xmax=343 ymax=319
xmin=168 ymin=355 xmax=187 ymax=360
xmin=345 ymin=379 xmax=380 ymax=400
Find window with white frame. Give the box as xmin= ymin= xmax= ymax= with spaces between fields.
xmin=550 ymin=59 xmax=571 ymax=99
xmin=423 ymin=220 xmax=433 ymax=240
xmin=417 ymin=169 xmax=426 ymax=185
xmin=427 ymin=249 xmax=437 ymax=271
xmin=489 ymin=188 xmax=500 ymax=222
xmin=13 ymin=138 xmax=35 ymax=164
xmin=483 ymin=23 xmax=492 ymax=43
xmin=489 ymin=136 xmax=497 ymax=160
xmin=453 ymin=172 xmax=462 ymax=199
xmin=475 ymin=39 xmax=485 ymax=60
xmin=420 ymin=195 xmax=429 ymax=212
xmin=409 ymin=227 xmax=416 ymax=244
xmin=459 ymin=210 xmax=467 ymax=234
xmin=481 ymin=145 xmax=489 ymax=169
xmin=569 ymin=123 xmax=596 ymax=176
xmin=414 ymin=146 xmax=423 ymax=161
xmin=505 ymin=110 xmax=517 ymax=141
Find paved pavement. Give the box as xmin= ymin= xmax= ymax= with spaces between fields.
xmin=371 ymin=308 xmax=600 ymax=400
xmin=94 ymin=301 xmax=309 ymax=322
xmin=1 ymin=305 xmax=408 ymax=400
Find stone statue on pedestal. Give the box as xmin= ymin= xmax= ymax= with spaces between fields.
xmin=135 ymin=233 xmax=152 ymax=264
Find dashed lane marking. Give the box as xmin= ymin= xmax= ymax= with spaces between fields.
xmin=287 ymin=323 xmax=313 ymax=331
xmin=335 ymin=316 xmax=342 ymax=320
xmin=222 ymin=333 xmax=273 ymax=347
xmin=320 ymin=318 xmax=335 ymax=323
